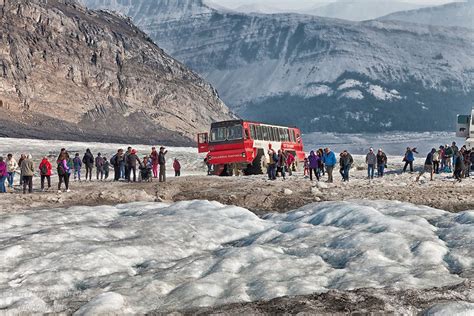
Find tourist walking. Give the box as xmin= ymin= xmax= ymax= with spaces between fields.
xmin=124 ymin=147 xmax=132 ymax=181
xmin=39 ymin=156 xmax=52 ymax=191
xmin=103 ymin=157 xmax=110 ymax=180
xmin=158 ymin=147 xmax=168 ymax=182
xmin=403 ymin=147 xmax=415 ymax=172
xmin=286 ymin=151 xmax=295 ymax=176
xmin=18 ymin=154 xmax=25 ymax=186
xmin=0 ymin=157 xmax=7 ymax=193
xmin=150 ymin=147 xmax=159 ymax=178
xmin=416 ymin=148 xmax=435 ymax=181
xmin=308 ymin=151 xmax=320 ymax=181
xmin=95 ymin=153 xmax=105 ymax=180
xmin=323 ymin=148 xmax=337 ymax=183
xmin=267 ymin=149 xmax=277 ymax=180
xmin=57 ymin=152 xmax=70 ymax=192
xmin=82 ymin=149 xmax=94 ymax=181
xmin=277 ymin=149 xmax=287 ymax=180
xmin=127 ymin=149 xmax=141 ymax=182
xmin=73 ymin=153 xmax=82 ymax=181
xmin=366 ymin=148 xmax=376 ymax=179
xmin=21 ymin=154 xmax=35 ymax=194
xmin=173 ymin=158 xmax=181 ymax=177
xmin=433 ymin=147 xmax=440 ymax=174
xmin=454 ymin=152 xmax=464 ymax=182
xmin=340 ymin=150 xmax=353 ymax=182
xmin=111 ymin=149 xmax=124 ymax=181
xmin=376 ymin=149 xmax=387 ymax=177
xmin=6 ymin=154 xmax=18 ymax=189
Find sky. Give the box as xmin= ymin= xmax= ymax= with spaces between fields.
xmin=206 ymin=0 xmax=460 ymax=10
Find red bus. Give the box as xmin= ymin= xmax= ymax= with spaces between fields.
xmin=198 ymin=120 xmax=305 ymax=175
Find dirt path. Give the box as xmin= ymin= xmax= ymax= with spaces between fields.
xmin=2 ymin=171 xmax=473 ymax=214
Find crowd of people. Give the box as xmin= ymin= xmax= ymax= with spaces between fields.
xmin=0 ymin=141 xmax=472 ymax=194
xmin=0 ymin=146 xmax=182 ymax=194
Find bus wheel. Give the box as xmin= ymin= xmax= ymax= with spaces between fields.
xmin=247 ymin=151 xmax=265 ymax=175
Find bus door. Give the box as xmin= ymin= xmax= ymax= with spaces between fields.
xmin=197 ymin=133 xmax=209 ymax=153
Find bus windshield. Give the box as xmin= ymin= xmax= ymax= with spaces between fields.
xmin=210 ymin=125 xmax=243 ymax=142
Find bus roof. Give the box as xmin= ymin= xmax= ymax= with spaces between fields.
xmin=211 ymin=119 xmax=299 ymax=130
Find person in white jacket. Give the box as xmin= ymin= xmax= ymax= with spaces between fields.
xmin=6 ymin=153 xmax=18 ymax=189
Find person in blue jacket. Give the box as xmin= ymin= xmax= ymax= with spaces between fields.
xmin=403 ymin=147 xmax=415 ymax=172
xmin=323 ymin=147 xmax=337 ymax=183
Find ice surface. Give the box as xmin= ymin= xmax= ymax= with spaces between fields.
xmin=423 ymin=302 xmax=474 ymax=316
xmin=1 ymin=200 xmax=473 ymax=313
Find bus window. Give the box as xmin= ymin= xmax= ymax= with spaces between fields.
xmin=289 ymin=130 xmax=295 ymax=142
xmin=210 ymin=127 xmax=227 ymax=142
xmin=279 ymin=128 xmax=285 ymax=141
xmin=245 ymin=129 xmax=250 ymax=139
xmin=228 ymin=125 xmax=243 ymax=140
xmin=256 ymin=126 xmax=262 ymax=140
xmin=263 ymin=126 xmax=270 ymax=141
xmin=292 ymin=130 xmax=297 ymax=142
xmin=284 ymin=129 xmax=289 ymax=141
xmin=250 ymin=125 xmax=256 ymax=139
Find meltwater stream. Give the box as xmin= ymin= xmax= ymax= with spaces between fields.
xmin=1 ymin=200 xmax=473 ymax=313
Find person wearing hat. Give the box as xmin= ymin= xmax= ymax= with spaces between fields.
xmin=126 ymin=149 xmax=142 ymax=182
xmin=158 ymin=146 xmax=168 ymax=182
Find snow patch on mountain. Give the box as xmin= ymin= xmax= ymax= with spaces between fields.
xmin=368 ymin=85 xmax=402 ymax=101
xmin=1 ymin=200 xmax=472 ymax=313
xmin=340 ymin=89 xmax=365 ymax=100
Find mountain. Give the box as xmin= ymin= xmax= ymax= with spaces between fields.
xmin=307 ymin=0 xmax=426 ymax=21
xmin=82 ymin=0 xmax=474 ymax=133
xmin=0 ymin=0 xmax=233 ymax=145
xmin=379 ymin=1 xmax=474 ymax=29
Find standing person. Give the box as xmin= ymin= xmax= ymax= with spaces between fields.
xmin=57 ymin=152 xmax=70 ymax=192
xmin=366 ymin=148 xmax=377 ymax=179
xmin=444 ymin=144 xmax=453 ymax=172
xmin=95 ymin=153 xmax=105 ymax=181
xmin=416 ymin=148 xmax=436 ymax=182
xmin=127 ymin=149 xmax=141 ymax=182
xmin=6 ymin=154 xmax=18 ymax=190
xmin=286 ymin=151 xmax=295 ymax=176
xmin=463 ymin=148 xmax=472 ymax=178
xmin=173 ymin=158 xmax=181 ymax=177
xmin=38 ymin=156 xmax=52 ymax=191
xmin=204 ymin=157 xmax=212 ymax=175
xmin=82 ymin=149 xmax=94 ymax=181
xmin=103 ymin=157 xmax=110 ymax=180
xmin=454 ymin=152 xmax=464 ymax=182
xmin=439 ymin=145 xmax=446 ymax=172
xmin=277 ymin=149 xmax=287 ymax=180
xmin=303 ymin=157 xmax=309 ymax=178
xmin=0 ymin=157 xmax=7 ymax=193
xmin=340 ymin=150 xmax=353 ymax=182
xmin=73 ymin=153 xmax=82 ymax=181
xmin=18 ymin=154 xmax=25 ymax=186
xmin=402 ymin=147 xmax=415 ymax=173
xmin=308 ymin=151 xmax=320 ymax=181
xmin=324 ymin=148 xmax=337 ymax=183
xmin=21 ymin=154 xmax=35 ymax=194
xmin=318 ymin=148 xmax=326 ymax=176
xmin=150 ymin=147 xmax=159 ymax=179
xmin=140 ymin=156 xmax=152 ymax=182
xmin=124 ymin=147 xmax=132 ymax=181
xmin=158 ymin=147 xmax=168 ymax=182
xmin=267 ymin=149 xmax=277 ymax=180
xmin=376 ymin=149 xmax=388 ymax=177
xmin=433 ymin=147 xmax=440 ymax=174
xmin=111 ymin=149 xmax=124 ymax=181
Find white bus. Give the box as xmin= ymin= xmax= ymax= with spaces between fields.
xmin=456 ymin=107 xmax=474 ymax=150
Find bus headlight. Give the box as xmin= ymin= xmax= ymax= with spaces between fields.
xmin=242 ymin=152 xmax=246 ymax=158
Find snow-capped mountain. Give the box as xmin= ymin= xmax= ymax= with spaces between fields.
xmin=83 ymin=0 xmax=474 ymax=133
xmin=307 ymin=0 xmax=427 ymax=21
xmin=0 ymin=0 xmax=233 ymax=145
xmin=379 ymin=1 xmax=474 ymax=29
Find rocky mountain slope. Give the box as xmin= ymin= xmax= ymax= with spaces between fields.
xmin=379 ymin=1 xmax=474 ymax=29
xmin=83 ymin=0 xmax=473 ymax=133
xmin=0 ymin=0 xmax=233 ymax=145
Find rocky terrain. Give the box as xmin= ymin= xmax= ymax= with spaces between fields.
xmin=83 ymin=0 xmax=473 ymax=133
xmin=380 ymin=1 xmax=474 ymax=29
xmin=0 ymin=0 xmax=233 ymax=145
xmin=177 ymin=280 xmax=473 ymax=315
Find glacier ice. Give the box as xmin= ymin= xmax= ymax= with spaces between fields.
xmin=0 ymin=200 xmax=473 ymax=313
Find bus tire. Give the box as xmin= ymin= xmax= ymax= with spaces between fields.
xmin=248 ymin=150 xmax=265 ymax=175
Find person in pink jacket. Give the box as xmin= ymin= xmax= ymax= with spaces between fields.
xmin=0 ymin=156 xmax=7 ymax=193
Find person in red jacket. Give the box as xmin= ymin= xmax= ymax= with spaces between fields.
xmin=150 ymin=147 xmax=159 ymax=178
xmin=173 ymin=158 xmax=181 ymax=177
xmin=39 ymin=156 xmax=53 ymax=191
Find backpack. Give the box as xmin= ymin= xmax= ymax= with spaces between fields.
xmin=40 ymin=163 xmax=48 ymax=176
xmin=110 ymin=154 xmax=117 ymax=166
xmin=57 ymin=162 xmax=66 ymax=176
